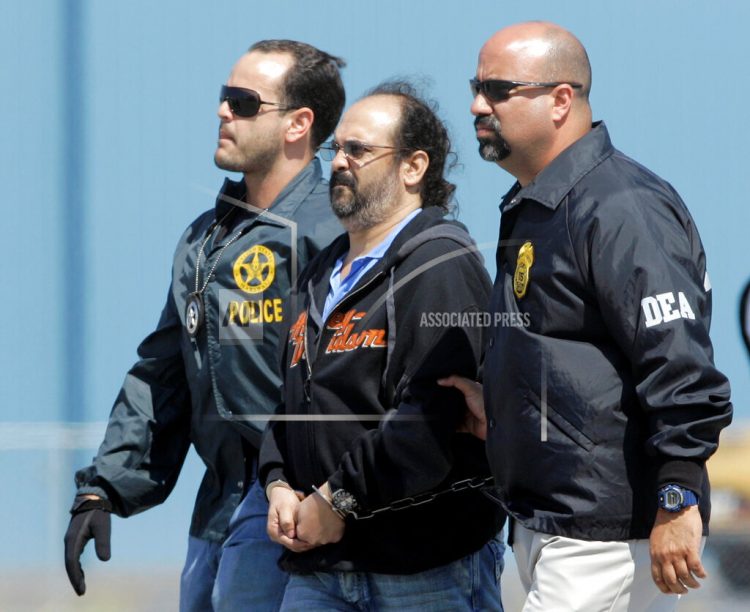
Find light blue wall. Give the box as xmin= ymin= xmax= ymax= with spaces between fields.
xmin=1 ymin=0 xmax=748 ymax=572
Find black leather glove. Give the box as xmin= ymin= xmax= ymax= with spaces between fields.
xmin=64 ymin=495 xmax=113 ymax=596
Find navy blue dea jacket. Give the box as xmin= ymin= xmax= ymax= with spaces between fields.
xmin=260 ymin=207 xmax=505 ymax=574
xmin=484 ymin=122 xmax=733 ymax=541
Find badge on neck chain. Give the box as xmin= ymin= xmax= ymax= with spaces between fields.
xmin=185 ymin=292 xmax=205 ymax=337
xmin=184 ymin=208 xmax=250 ymax=338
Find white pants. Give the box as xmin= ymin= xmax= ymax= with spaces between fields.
xmin=513 ymin=522 xmax=701 ymax=612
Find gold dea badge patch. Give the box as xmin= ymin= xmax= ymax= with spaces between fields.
xmin=514 ymin=241 xmax=534 ymax=299
xmin=233 ymin=245 xmax=275 ymax=294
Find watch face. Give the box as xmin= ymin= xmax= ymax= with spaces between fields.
xmin=332 ymin=490 xmax=358 ymax=514
xmin=665 ymin=489 xmax=683 ymax=509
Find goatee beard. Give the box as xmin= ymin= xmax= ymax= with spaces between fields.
xmin=474 ymin=116 xmax=511 ymax=162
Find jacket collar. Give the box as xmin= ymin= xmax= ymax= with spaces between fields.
xmin=303 ymin=206 xmax=452 ymax=328
xmin=214 ymin=157 xmax=323 ymax=225
xmin=322 ymin=206 xmax=450 ymax=274
xmin=501 ymin=121 xmax=614 ymax=213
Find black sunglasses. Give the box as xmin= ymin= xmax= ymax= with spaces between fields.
xmin=470 ymin=78 xmax=583 ymax=103
xmin=220 ymin=85 xmax=297 ymax=117
xmin=319 ymin=140 xmax=407 ymax=163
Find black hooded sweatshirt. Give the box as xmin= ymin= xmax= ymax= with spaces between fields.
xmin=260 ymin=206 xmax=505 ymax=574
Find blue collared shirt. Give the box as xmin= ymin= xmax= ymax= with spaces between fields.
xmin=322 ymin=209 xmax=421 ymax=323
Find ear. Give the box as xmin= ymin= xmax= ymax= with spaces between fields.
xmin=284 ymin=107 xmax=314 ymax=144
xmin=402 ymin=150 xmax=429 ymax=188
xmin=550 ymin=84 xmax=575 ymax=123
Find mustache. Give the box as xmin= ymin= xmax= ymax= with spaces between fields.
xmin=330 ymin=171 xmax=357 ymax=190
xmin=474 ymin=115 xmax=501 ymax=133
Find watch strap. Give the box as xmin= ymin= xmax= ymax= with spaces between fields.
xmin=681 ymin=488 xmax=698 ymax=506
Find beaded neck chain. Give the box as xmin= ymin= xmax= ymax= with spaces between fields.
xmin=185 ymin=209 xmax=260 ymax=337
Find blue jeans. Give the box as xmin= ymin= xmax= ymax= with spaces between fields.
xmin=179 ymin=479 xmax=288 ymax=611
xmin=212 ymin=478 xmax=289 ymax=611
xmin=279 ymin=534 xmax=505 ymax=611
xmin=180 ymin=536 xmax=222 ymax=612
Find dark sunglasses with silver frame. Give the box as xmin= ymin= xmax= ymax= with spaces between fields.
xmin=470 ymin=78 xmax=583 ymax=103
xmin=220 ymin=85 xmax=298 ymax=118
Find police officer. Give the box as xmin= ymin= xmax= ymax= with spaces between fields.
xmin=442 ymin=21 xmax=732 ymax=611
xmin=63 ymin=40 xmax=345 ymax=611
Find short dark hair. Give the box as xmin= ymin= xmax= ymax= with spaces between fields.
xmin=249 ymin=40 xmax=346 ymax=148
xmin=364 ymin=81 xmax=456 ymax=211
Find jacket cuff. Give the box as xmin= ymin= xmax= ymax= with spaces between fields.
xmin=326 ymin=469 xmax=346 ymax=497
xmin=76 ymin=485 xmax=109 ymax=500
xmin=71 ymin=494 xmax=113 ymax=514
xmin=75 ymin=472 xmax=126 ymax=516
xmin=656 ymin=459 xmax=705 ymax=493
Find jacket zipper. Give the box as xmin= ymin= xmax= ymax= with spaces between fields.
xmin=299 ymin=268 xmax=387 ymax=485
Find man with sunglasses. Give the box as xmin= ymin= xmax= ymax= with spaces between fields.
xmin=259 ymin=82 xmax=505 ymax=610
xmin=64 ymin=40 xmax=345 ymax=612
xmin=442 ymin=21 xmax=732 ymax=611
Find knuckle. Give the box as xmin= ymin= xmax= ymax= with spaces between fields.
xmin=280 ymin=517 xmax=293 ymax=530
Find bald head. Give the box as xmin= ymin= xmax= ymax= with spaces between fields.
xmin=482 ymin=22 xmax=592 ymax=101
xmin=472 ymin=21 xmax=593 ymax=184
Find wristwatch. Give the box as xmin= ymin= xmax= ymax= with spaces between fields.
xmin=312 ymin=485 xmax=359 ymax=519
xmin=657 ymin=484 xmax=698 ymax=512
xmin=330 ymin=489 xmax=360 ymax=519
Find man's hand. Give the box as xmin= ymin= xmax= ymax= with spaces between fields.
xmin=438 ymin=376 xmax=487 ymax=440
xmin=64 ymin=496 xmax=112 ymax=596
xmin=295 ymin=483 xmax=345 ymax=547
xmin=266 ymin=486 xmax=313 ymax=553
xmin=650 ymin=506 xmax=706 ymax=594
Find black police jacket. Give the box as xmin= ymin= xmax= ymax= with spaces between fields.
xmin=75 ymin=159 xmax=341 ymax=541
xmin=484 ymin=122 xmax=733 ymax=541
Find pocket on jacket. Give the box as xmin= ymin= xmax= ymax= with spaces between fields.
xmin=525 ymin=389 xmax=595 ymax=452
